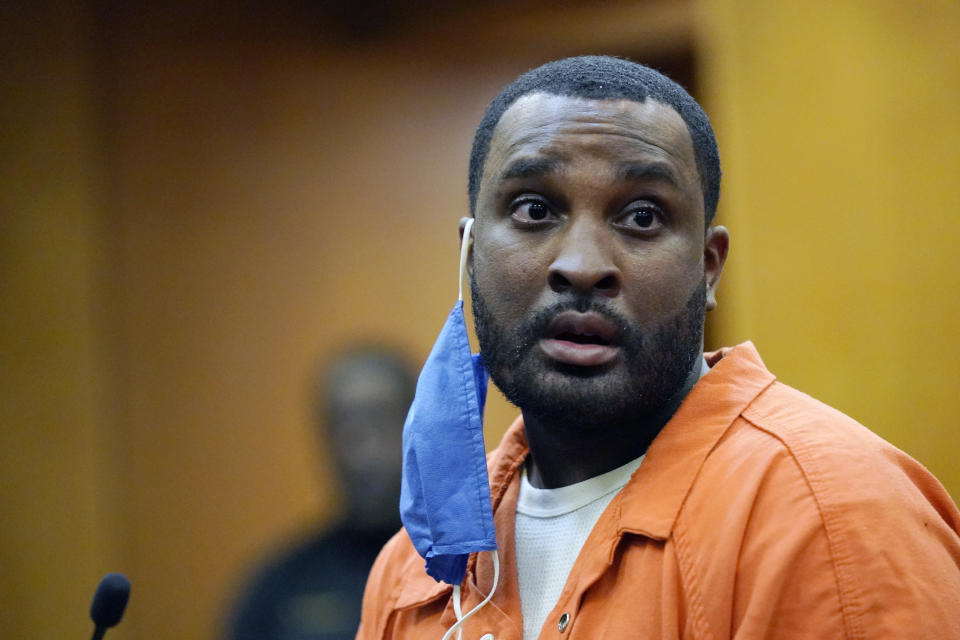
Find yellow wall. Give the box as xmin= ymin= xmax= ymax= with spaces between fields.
xmin=700 ymin=0 xmax=960 ymax=498
xmin=0 ymin=2 xmax=124 ymax=638
xmin=2 ymin=1 xmax=958 ymax=639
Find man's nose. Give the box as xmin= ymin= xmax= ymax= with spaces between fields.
xmin=547 ymin=221 xmax=621 ymax=297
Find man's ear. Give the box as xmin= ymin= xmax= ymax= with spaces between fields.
xmin=459 ymin=216 xmax=474 ymax=276
xmin=704 ymin=225 xmax=730 ymax=312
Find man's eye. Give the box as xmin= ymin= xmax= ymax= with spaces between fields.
xmin=618 ymin=203 xmax=663 ymax=231
xmin=510 ymin=199 xmax=553 ymax=223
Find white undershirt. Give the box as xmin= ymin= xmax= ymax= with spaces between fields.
xmin=515 ymin=454 xmax=644 ymax=640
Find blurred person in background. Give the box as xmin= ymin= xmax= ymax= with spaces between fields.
xmin=226 ymin=346 xmax=415 ymax=640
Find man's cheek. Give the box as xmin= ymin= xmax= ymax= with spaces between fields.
xmin=475 ymin=256 xmax=535 ymax=312
xmin=628 ymin=269 xmax=698 ymax=317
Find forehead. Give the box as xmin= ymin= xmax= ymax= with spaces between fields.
xmin=482 ymin=92 xmax=698 ymax=191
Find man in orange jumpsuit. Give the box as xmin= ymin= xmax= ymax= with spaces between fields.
xmin=358 ymin=56 xmax=960 ymax=639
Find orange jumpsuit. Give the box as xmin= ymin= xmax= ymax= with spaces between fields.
xmin=358 ymin=342 xmax=960 ymax=639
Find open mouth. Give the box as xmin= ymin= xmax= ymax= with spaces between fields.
xmin=545 ymin=311 xmax=619 ymax=345
xmin=553 ymin=331 xmax=611 ymax=346
xmin=540 ymin=311 xmax=621 ymax=367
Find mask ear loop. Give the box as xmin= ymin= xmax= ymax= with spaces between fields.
xmin=446 ymin=218 xmax=500 ymax=640
xmin=443 ymin=551 xmax=501 ymax=640
xmin=458 ymin=217 xmax=474 ymax=303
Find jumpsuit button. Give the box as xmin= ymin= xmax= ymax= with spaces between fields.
xmin=479 ymin=635 xmax=494 ymax=640
xmin=558 ymin=612 xmax=570 ymax=632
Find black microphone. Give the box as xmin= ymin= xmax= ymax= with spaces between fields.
xmin=89 ymin=573 xmax=130 ymax=640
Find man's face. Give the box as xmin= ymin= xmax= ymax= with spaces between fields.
xmin=328 ymin=368 xmax=407 ymax=528
xmin=467 ymin=93 xmax=726 ymax=426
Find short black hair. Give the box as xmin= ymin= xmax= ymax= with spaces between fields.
xmin=468 ymin=55 xmax=721 ymax=225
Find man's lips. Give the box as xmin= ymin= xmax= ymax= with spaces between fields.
xmin=538 ymin=311 xmax=621 ymax=367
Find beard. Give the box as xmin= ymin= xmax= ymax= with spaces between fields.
xmin=471 ymin=278 xmax=706 ymax=431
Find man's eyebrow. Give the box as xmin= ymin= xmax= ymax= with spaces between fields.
xmin=617 ymin=162 xmax=681 ymax=188
xmin=498 ymin=156 xmax=564 ymax=182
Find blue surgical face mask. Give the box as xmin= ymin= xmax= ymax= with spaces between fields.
xmin=399 ymin=218 xmax=498 ymax=588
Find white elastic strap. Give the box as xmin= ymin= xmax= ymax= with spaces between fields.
xmin=441 ymin=550 xmax=500 ymax=640
xmin=452 ymin=585 xmax=463 ymax=640
xmin=458 ymin=218 xmax=474 ymax=303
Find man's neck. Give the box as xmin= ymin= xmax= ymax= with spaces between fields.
xmin=523 ymin=357 xmax=707 ymax=489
